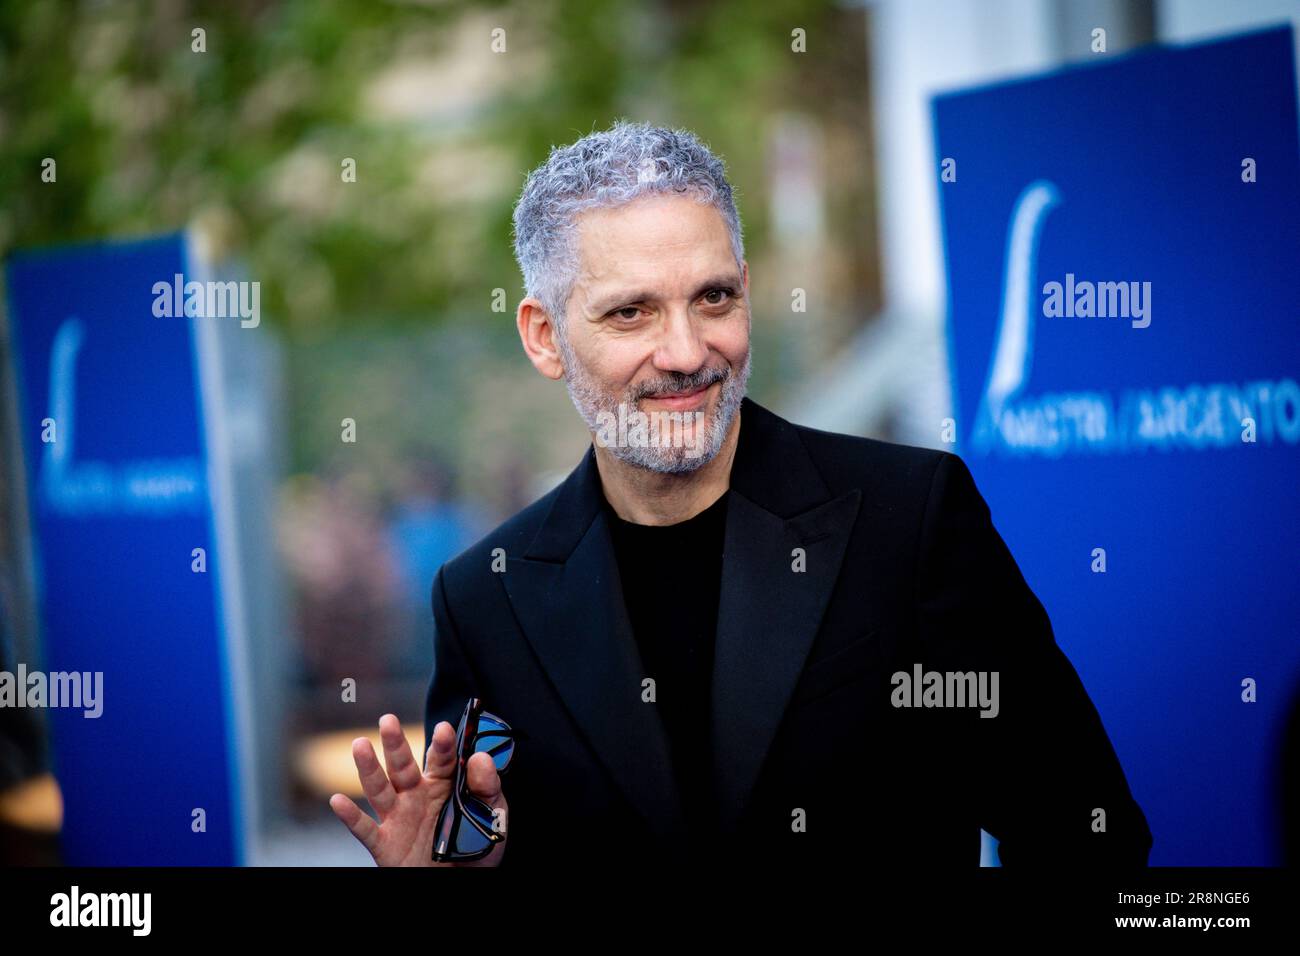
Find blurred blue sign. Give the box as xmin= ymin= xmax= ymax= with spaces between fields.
xmin=6 ymin=234 xmax=247 ymax=864
xmin=935 ymin=26 xmax=1300 ymax=865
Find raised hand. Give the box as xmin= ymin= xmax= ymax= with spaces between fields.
xmin=329 ymin=713 xmax=508 ymax=867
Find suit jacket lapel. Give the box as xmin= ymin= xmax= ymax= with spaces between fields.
xmin=501 ymin=446 xmax=687 ymax=841
xmin=712 ymin=398 xmax=861 ymax=835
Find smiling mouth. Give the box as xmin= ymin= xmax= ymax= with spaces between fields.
xmin=641 ymin=382 xmax=713 ymax=410
xmin=646 ymin=383 xmax=707 ymax=400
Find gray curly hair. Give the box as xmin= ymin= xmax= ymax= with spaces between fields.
xmin=510 ymin=119 xmax=745 ymax=331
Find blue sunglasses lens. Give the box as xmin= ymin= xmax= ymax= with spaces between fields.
xmin=473 ymin=710 xmax=515 ymax=772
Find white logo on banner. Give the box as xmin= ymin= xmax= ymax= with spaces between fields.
xmin=970 ymin=181 xmax=1298 ymax=456
xmin=39 ymin=317 xmax=205 ymax=515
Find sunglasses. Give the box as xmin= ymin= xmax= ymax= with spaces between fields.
xmin=431 ymin=697 xmax=517 ymax=863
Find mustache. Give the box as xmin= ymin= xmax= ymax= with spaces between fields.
xmin=630 ymin=364 xmax=730 ymax=402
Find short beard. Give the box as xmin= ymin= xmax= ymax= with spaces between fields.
xmin=556 ymin=325 xmax=750 ymax=474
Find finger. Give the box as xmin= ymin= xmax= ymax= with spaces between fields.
xmin=423 ymin=721 xmax=457 ymax=780
xmin=351 ymin=736 xmax=398 ymax=819
xmin=329 ymin=793 xmax=381 ymax=857
xmin=378 ymin=713 xmax=422 ymax=793
xmin=465 ymin=751 xmax=509 ymax=835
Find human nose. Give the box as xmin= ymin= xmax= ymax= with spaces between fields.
xmin=652 ymin=306 xmax=709 ymax=374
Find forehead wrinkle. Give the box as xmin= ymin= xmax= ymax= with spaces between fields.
xmin=572 ymin=196 xmax=736 ymax=308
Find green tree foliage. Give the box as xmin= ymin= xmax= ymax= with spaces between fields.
xmin=1 ymin=0 xmax=850 ymax=335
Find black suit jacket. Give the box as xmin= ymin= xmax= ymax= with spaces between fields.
xmin=422 ymin=397 xmax=1152 ymax=868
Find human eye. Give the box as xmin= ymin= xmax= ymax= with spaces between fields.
xmin=608 ymin=305 xmax=643 ymax=322
xmin=701 ymin=287 xmax=737 ymax=307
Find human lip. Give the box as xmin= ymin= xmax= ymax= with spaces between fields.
xmin=641 ymin=381 xmax=714 ymax=411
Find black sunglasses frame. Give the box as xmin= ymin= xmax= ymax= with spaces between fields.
xmin=430 ymin=697 xmax=517 ymax=863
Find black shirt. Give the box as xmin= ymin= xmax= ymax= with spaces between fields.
xmin=604 ymin=489 xmax=729 ymax=841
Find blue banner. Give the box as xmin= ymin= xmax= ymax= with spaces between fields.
xmin=5 ymin=234 xmax=246 ymax=864
xmin=934 ymin=26 xmax=1300 ymax=865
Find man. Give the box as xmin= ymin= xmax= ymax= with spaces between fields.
xmin=329 ymin=120 xmax=1152 ymax=868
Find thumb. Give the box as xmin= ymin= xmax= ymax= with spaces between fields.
xmin=465 ymin=751 xmax=508 ymax=833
